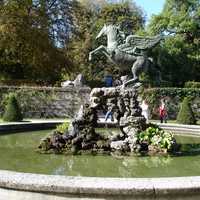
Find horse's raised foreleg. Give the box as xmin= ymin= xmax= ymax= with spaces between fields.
xmin=89 ymin=45 xmax=109 ymax=61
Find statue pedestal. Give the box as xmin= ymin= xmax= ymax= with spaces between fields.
xmin=38 ymin=86 xmax=178 ymax=155
xmin=90 ymin=87 xmax=146 ymax=152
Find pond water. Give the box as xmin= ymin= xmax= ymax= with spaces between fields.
xmin=0 ymin=129 xmax=200 ymax=178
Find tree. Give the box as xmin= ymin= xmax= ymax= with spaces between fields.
xmin=147 ymin=0 xmax=200 ymax=86
xmin=64 ymin=1 xmax=95 ymax=81
xmin=0 ymin=0 xmax=74 ymax=84
xmin=96 ymin=0 xmax=145 ymax=34
xmin=78 ymin=0 xmax=107 ymax=12
xmin=176 ymin=97 xmax=196 ymax=125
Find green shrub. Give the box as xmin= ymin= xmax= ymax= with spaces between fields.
xmin=176 ymin=97 xmax=196 ymax=125
xmin=184 ymin=81 xmax=200 ymax=88
xmin=3 ymin=93 xmax=23 ymax=122
xmin=56 ymin=122 xmax=69 ymax=134
xmin=138 ymin=124 xmax=174 ymax=151
xmin=142 ymin=88 xmax=200 ymax=101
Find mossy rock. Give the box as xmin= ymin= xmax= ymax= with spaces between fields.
xmin=3 ymin=93 xmax=23 ymax=122
xmin=96 ymin=140 xmax=110 ymax=149
xmin=55 ymin=122 xmax=69 ymax=134
xmin=177 ymin=97 xmax=196 ymax=125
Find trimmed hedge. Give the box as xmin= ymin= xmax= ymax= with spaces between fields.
xmin=142 ymin=87 xmax=200 ymax=99
xmin=177 ymin=97 xmax=196 ymax=125
xmin=184 ymin=81 xmax=200 ymax=88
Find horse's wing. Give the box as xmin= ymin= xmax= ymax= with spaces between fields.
xmin=118 ymin=35 xmax=162 ymax=53
xmin=126 ymin=35 xmax=163 ymax=50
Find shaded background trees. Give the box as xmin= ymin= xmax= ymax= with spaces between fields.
xmin=0 ymin=0 xmax=74 ymax=84
xmin=147 ymin=0 xmax=200 ymax=87
xmin=0 ymin=0 xmax=199 ymax=87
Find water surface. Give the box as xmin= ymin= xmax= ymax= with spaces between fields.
xmin=0 ymin=130 xmax=200 ymax=177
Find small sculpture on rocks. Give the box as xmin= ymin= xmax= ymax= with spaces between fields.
xmin=61 ymin=74 xmax=86 ymax=87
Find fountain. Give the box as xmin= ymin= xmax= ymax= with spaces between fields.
xmin=1 ymin=23 xmax=200 ymax=200
xmin=38 ymin=24 xmax=177 ymax=155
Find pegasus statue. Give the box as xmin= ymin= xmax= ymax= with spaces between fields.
xmin=89 ymin=24 xmax=162 ymax=87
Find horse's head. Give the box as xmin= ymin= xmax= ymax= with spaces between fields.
xmin=96 ymin=24 xmax=107 ymax=39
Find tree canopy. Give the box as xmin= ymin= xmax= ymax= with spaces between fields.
xmin=148 ymin=0 xmax=200 ymax=86
xmin=0 ymin=0 xmax=74 ymax=84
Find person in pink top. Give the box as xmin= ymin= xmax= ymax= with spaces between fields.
xmin=159 ymin=100 xmax=167 ymax=123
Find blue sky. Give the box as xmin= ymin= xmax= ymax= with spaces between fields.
xmin=134 ymin=0 xmax=166 ymax=22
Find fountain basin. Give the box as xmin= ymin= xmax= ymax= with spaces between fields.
xmin=0 ymin=170 xmax=200 ymax=200
xmin=0 ymin=123 xmax=200 ymax=199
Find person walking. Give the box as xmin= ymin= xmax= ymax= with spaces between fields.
xmin=141 ymin=100 xmax=149 ymax=123
xmin=105 ymin=103 xmax=115 ymax=122
xmin=159 ymin=100 xmax=167 ymax=123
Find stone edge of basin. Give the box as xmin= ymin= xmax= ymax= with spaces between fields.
xmin=0 ymin=120 xmax=66 ymax=133
xmin=0 ymin=170 xmax=200 ymax=198
xmin=0 ymin=120 xmax=200 ymax=135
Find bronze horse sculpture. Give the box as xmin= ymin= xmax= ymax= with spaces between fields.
xmin=89 ymin=24 xmax=162 ymax=87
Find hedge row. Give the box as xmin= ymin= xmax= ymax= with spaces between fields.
xmin=142 ymin=88 xmax=200 ymax=120
xmin=184 ymin=81 xmax=200 ymax=88
xmin=142 ymin=87 xmax=200 ymax=100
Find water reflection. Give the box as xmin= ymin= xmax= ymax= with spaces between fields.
xmin=1 ymin=130 xmax=200 ymax=177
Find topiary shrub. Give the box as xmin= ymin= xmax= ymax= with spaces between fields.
xmin=3 ymin=93 xmax=23 ymax=122
xmin=176 ymin=97 xmax=196 ymax=125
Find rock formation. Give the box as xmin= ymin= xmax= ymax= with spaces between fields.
xmin=39 ymin=87 xmax=146 ymax=154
